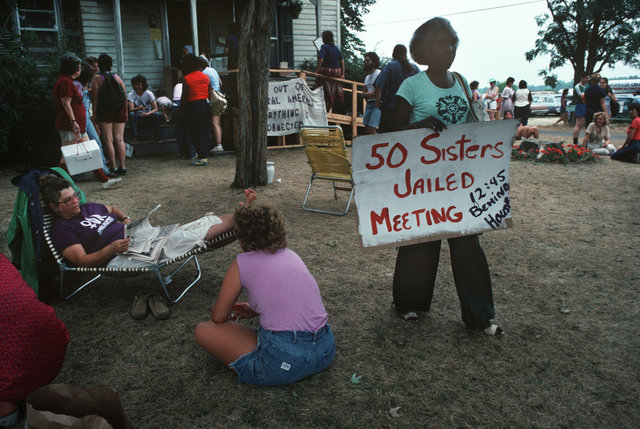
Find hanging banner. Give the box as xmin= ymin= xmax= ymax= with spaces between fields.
xmin=267 ymin=78 xmax=327 ymax=136
xmin=352 ymin=120 xmax=519 ymax=249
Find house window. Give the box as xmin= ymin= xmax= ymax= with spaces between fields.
xmin=270 ymin=5 xmax=293 ymax=69
xmin=13 ymin=0 xmax=59 ymax=64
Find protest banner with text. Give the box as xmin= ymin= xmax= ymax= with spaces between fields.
xmin=267 ymin=78 xmax=327 ymax=136
xmin=352 ymin=120 xmax=519 ymax=249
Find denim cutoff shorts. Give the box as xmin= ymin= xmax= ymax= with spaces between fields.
xmin=229 ymin=323 xmax=335 ymax=386
xmin=363 ymin=103 xmax=381 ymax=127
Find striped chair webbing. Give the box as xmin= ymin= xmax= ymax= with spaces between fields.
xmin=42 ymin=213 xmax=236 ymax=273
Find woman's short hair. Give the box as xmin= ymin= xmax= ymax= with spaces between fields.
xmin=321 ymin=30 xmax=335 ymax=46
xmin=181 ymin=54 xmax=200 ymax=75
xmin=518 ymin=80 xmax=527 ymax=89
xmin=39 ymin=174 xmax=72 ymax=205
xmin=592 ymin=111 xmax=608 ymax=125
xmin=130 ymin=74 xmax=148 ymax=91
xmin=506 ymin=77 xmax=515 ymax=85
xmin=409 ymin=17 xmax=458 ymax=66
xmin=97 ymin=53 xmax=113 ymax=72
xmin=58 ymin=53 xmax=80 ymax=76
xmin=470 ymin=80 xmax=479 ymax=90
xmin=364 ymin=52 xmax=380 ymax=69
xmin=77 ymin=61 xmax=95 ymax=86
xmin=234 ymin=203 xmax=287 ymax=253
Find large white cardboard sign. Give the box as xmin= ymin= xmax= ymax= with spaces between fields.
xmin=267 ymin=78 xmax=327 ymax=136
xmin=352 ymin=120 xmax=519 ymax=249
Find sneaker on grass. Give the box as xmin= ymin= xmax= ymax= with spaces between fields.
xmin=192 ymin=158 xmax=208 ymax=166
xmin=101 ymin=177 xmax=122 ymax=189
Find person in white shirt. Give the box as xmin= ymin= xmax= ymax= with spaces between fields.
xmin=485 ymin=78 xmax=499 ymax=120
xmin=362 ymin=52 xmax=381 ymax=134
xmin=500 ymin=77 xmax=515 ymax=119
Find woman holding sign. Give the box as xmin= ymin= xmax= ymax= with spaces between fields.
xmin=391 ymin=17 xmax=504 ymax=336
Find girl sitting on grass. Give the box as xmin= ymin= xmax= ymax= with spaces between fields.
xmin=194 ymin=203 xmax=335 ymax=386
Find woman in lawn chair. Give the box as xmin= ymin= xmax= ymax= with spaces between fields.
xmin=39 ymin=174 xmax=255 ymax=268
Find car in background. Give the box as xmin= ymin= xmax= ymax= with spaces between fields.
xmin=530 ymin=94 xmax=560 ymax=116
xmin=615 ymin=94 xmax=636 ymax=116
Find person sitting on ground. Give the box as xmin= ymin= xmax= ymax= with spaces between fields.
xmin=39 ymin=174 xmax=256 ymax=268
xmin=155 ymin=89 xmax=173 ymax=124
xmin=504 ymin=110 xmax=538 ymax=139
xmin=582 ymin=112 xmax=615 ymax=156
xmin=611 ymin=103 xmax=640 ymax=163
xmin=0 ymin=252 xmax=69 ymax=428
xmin=127 ymin=74 xmax=162 ymax=143
xmin=194 ymin=202 xmax=336 ymax=386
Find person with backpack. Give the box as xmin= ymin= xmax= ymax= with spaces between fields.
xmin=90 ymin=53 xmax=128 ymax=176
xmin=374 ymin=44 xmax=420 ymax=133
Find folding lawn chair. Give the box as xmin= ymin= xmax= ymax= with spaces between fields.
xmin=301 ymin=125 xmax=354 ymax=216
xmin=32 ymin=170 xmax=236 ymax=303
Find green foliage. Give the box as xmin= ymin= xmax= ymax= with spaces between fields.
xmin=526 ymin=0 xmax=640 ymax=84
xmin=0 ymin=33 xmax=69 ymax=164
xmin=340 ymin=0 xmax=376 ymax=81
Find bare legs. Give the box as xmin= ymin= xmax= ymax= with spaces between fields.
xmin=212 ymin=115 xmax=222 ymax=146
xmin=113 ymin=122 xmax=126 ymax=169
xmin=572 ymin=117 xmax=585 ymax=143
xmin=194 ymin=320 xmax=257 ymax=365
xmin=99 ymin=122 xmax=126 ymax=170
xmin=0 ymin=401 xmax=17 ymax=416
xmin=99 ymin=122 xmax=116 ymax=170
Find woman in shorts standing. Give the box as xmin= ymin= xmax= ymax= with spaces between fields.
xmin=91 ymin=53 xmax=128 ymax=176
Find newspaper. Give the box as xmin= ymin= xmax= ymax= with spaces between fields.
xmin=122 ymin=205 xmax=180 ymax=263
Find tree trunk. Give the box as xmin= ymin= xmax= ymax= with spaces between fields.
xmin=232 ymin=0 xmax=277 ymax=188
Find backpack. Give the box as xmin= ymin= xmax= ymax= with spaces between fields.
xmin=98 ymin=72 xmax=126 ymax=111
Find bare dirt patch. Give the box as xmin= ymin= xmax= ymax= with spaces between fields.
xmin=1 ymin=130 xmax=639 ymax=427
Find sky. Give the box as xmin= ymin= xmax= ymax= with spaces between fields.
xmin=356 ymin=0 xmax=640 ymax=88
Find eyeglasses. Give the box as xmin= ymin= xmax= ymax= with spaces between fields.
xmin=56 ymin=192 xmax=79 ymax=206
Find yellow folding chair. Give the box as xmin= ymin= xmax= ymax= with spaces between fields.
xmin=301 ymin=125 xmax=354 ymax=216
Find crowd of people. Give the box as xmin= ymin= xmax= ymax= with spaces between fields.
xmin=355 ymin=46 xmax=638 ymax=162
xmin=52 ymin=48 xmax=228 ymax=186
xmin=6 ymin=14 xmax=640 ymax=427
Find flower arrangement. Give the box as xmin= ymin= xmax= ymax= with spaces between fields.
xmin=511 ymin=143 xmax=600 ymax=164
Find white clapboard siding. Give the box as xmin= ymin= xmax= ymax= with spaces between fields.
xmin=80 ymin=0 xmax=166 ymax=93
xmin=292 ymin=0 xmax=340 ymax=68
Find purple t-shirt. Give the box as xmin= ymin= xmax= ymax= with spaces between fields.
xmin=236 ymin=248 xmax=328 ymax=332
xmin=51 ymin=203 xmax=124 ymax=255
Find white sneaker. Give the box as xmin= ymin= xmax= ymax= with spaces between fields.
xmin=101 ymin=177 xmax=122 ymax=189
xmin=210 ymin=144 xmax=224 ymax=154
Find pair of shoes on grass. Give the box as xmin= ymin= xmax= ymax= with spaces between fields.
xmin=130 ymin=290 xmax=170 ymax=320
xmin=192 ymin=158 xmax=208 ymax=166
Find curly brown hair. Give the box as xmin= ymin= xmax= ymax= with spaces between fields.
xmin=234 ymin=203 xmax=287 ymax=253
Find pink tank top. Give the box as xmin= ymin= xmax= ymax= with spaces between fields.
xmin=236 ymin=248 xmax=328 ymax=332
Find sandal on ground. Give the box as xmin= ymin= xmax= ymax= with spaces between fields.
xmin=148 ymin=295 xmax=170 ymax=320
xmin=484 ymin=324 xmax=505 ymax=337
xmin=129 ymin=290 xmax=148 ymax=320
xmin=400 ymin=311 xmax=418 ymax=323
xmin=0 ymin=408 xmax=18 ymax=428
